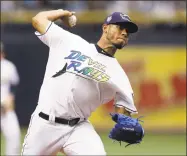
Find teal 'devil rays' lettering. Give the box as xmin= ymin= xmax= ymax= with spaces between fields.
xmin=64 ymin=50 xmax=81 ymax=60
xmin=67 ymin=61 xmax=81 ymax=72
xmin=78 ymin=67 xmax=94 ymax=75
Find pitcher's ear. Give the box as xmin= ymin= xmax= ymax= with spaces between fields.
xmin=102 ymin=24 xmax=108 ymax=33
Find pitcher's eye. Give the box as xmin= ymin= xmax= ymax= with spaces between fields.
xmin=119 ymin=25 xmax=126 ymax=30
xmin=124 ymin=34 xmax=129 ymax=38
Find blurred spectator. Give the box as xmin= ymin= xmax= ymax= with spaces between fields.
xmin=128 ymin=1 xmax=154 ymax=13
xmin=87 ymin=1 xmax=106 ymax=10
xmin=65 ymin=1 xmax=89 ymax=12
xmin=106 ymin=1 xmax=129 ymax=14
xmin=151 ymin=1 xmax=176 ymax=19
xmin=22 ymin=0 xmax=41 ymax=9
xmin=41 ymin=0 xmax=67 ymax=9
xmin=173 ymin=1 xmax=186 ymax=12
xmin=106 ymin=1 xmax=185 ymax=20
xmin=1 ymin=0 xmax=186 ymax=23
xmin=1 ymin=1 xmax=16 ymax=12
xmin=2 ymin=1 xmax=185 ymax=14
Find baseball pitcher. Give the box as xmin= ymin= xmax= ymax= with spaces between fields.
xmin=1 ymin=42 xmax=21 ymax=155
xmin=21 ymin=9 xmax=144 ymax=155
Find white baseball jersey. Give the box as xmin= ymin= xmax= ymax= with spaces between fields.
xmin=1 ymin=58 xmax=19 ymax=104
xmin=34 ymin=22 xmax=137 ymax=119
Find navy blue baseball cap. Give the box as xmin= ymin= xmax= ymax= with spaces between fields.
xmin=104 ymin=12 xmax=138 ymax=33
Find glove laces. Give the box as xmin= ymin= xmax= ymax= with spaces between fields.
xmin=112 ymin=140 xmax=141 ymax=148
xmin=137 ymin=116 xmax=144 ymax=123
xmin=125 ymin=142 xmax=141 ymax=147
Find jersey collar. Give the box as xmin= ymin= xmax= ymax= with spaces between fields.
xmin=94 ymin=44 xmax=114 ymax=58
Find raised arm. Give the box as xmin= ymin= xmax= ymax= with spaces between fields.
xmin=32 ymin=9 xmax=74 ymax=34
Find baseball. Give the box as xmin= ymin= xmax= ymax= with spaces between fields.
xmin=68 ymin=15 xmax=77 ymax=27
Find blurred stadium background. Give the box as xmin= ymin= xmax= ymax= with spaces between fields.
xmin=1 ymin=1 xmax=186 ymax=155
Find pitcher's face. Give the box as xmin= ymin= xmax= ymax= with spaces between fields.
xmin=104 ymin=24 xmax=129 ymax=49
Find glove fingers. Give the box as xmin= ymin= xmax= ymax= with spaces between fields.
xmin=109 ymin=128 xmax=115 ymax=139
xmin=109 ymin=125 xmax=118 ymax=138
xmin=110 ymin=113 xmax=118 ymax=123
xmin=108 ymin=133 xmax=112 ymax=139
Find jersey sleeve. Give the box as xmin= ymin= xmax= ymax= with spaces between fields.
xmin=114 ymin=92 xmax=138 ymax=115
xmin=111 ymin=61 xmax=138 ymax=115
xmin=34 ymin=22 xmax=74 ymax=48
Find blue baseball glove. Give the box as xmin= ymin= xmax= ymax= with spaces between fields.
xmin=109 ymin=113 xmax=144 ymax=147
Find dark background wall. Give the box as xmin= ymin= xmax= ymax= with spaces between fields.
xmin=1 ymin=23 xmax=186 ymax=126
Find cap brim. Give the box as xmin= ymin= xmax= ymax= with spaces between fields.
xmin=115 ymin=21 xmax=138 ymax=33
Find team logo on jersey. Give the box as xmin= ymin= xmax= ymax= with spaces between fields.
xmin=63 ymin=50 xmax=110 ymax=82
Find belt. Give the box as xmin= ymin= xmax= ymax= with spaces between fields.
xmin=39 ymin=112 xmax=80 ymax=127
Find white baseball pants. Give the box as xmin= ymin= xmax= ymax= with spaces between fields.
xmin=21 ymin=112 xmax=106 ymax=155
